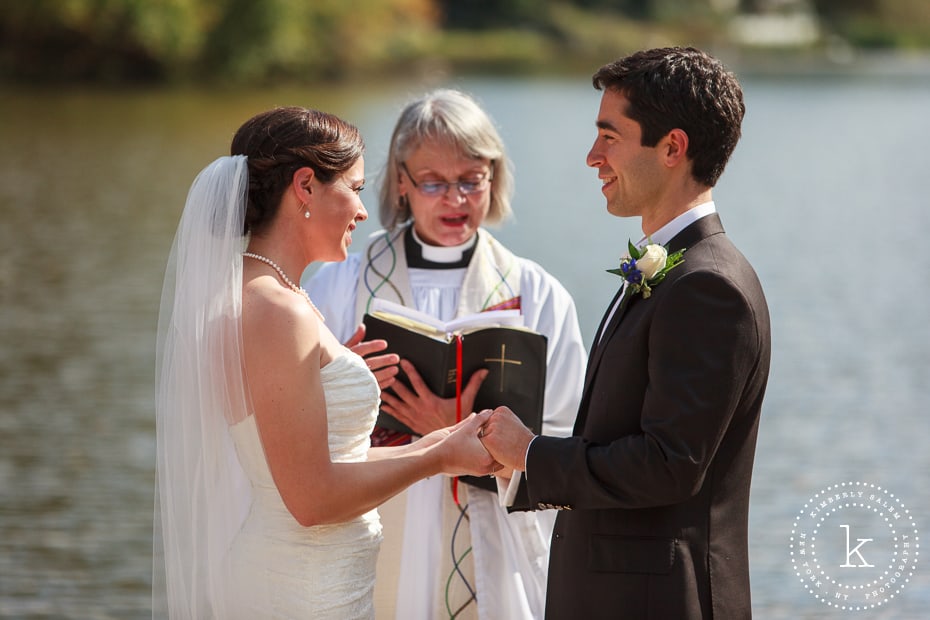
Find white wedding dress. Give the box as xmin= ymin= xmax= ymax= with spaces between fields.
xmin=226 ymin=352 xmax=383 ymax=619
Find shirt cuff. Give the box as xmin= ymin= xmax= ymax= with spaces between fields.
xmin=498 ymin=471 xmax=522 ymax=507
xmin=525 ymin=435 xmax=537 ymax=472
xmin=496 ymin=435 xmax=537 ymax=508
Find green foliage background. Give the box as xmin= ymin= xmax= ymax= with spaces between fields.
xmin=1 ymin=0 xmax=927 ymax=84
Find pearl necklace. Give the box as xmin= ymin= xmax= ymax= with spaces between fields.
xmin=242 ymin=252 xmax=324 ymax=321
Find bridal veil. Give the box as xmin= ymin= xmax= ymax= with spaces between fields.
xmin=153 ymin=155 xmax=256 ymax=617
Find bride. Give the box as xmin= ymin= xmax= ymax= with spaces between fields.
xmin=153 ymin=107 xmax=498 ymax=619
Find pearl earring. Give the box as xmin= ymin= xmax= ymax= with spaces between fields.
xmin=304 ymin=210 xmax=311 ymax=219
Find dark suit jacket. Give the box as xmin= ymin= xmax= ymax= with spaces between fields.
xmin=522 ymin=213 xmax=771 ymax=619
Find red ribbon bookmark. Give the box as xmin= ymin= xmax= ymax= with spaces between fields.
xmin=452 ymin=333 xmax=463 ymax=505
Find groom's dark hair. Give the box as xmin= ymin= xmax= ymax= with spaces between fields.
xmin=593 ymin=46 xmax=744 ymax=188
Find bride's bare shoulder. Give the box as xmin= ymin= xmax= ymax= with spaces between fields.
xmin=242 ymin=276 xmax=319 ymax=339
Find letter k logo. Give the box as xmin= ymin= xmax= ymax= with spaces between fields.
xmin=839 ymin=524 xmax=874 ymax=567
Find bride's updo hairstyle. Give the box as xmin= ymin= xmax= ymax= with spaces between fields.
xmin=231 ymin=106 xmax=365 ymax=235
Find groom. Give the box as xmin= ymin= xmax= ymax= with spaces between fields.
xmin=479 ymin=47 xmax=771 ymax=619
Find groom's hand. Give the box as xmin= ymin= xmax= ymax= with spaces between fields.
xmin=477 ymin=406 xmax=535 ymax=472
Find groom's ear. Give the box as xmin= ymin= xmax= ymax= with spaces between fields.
xmin=661 ymin=128 xmax=689 ymax=168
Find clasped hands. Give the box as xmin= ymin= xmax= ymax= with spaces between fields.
xmin=420 ymin=407 xmax=533 ymax=479
xmin=474 ymin=407 xmax=535 ymax=477
xmin=347 ymin=327 xmax=532 ymax=477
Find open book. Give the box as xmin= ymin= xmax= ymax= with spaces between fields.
xmin=363 ymin=299 xmax=548 ymax=490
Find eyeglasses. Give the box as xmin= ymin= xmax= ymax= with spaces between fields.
xmin=400 ymin=161 xmax=493 ymax=197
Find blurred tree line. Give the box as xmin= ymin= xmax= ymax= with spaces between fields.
xmin=1 ymin=0 xmax=927 ymax=84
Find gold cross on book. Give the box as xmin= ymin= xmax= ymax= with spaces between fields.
xmin=484 ymin=344 xmax=523 ymax=392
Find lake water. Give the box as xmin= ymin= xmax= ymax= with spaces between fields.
xmin=1 ymin=62 xmax=929 ymax=618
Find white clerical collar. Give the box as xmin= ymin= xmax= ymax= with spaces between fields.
xmin=411 ymin=227 xmax=477 ymax=263
xmin=637 ymin=201 xmax=716 ymax=247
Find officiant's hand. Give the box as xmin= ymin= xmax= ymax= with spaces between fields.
xmin=476 ymin=406 xmax=535 ymax=473
xmin=344 ymin=324 xmax=400 ymax=390
xmin=380 ymin=360 xmax=489 ymax=435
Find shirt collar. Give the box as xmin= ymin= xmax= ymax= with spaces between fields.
xmin=637 ymin=201 xmax=716 ymax=247
xmin=406 ymin=227 xmax=477 ymax=269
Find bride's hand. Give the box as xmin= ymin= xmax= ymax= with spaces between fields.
xmin=435 ymin=411 xmax=501 ymax=477
xmin=414 ymin=413 xmax=475 ymax=449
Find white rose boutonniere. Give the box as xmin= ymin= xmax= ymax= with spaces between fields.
xmin=607 ymin=240 xmax=686 ymax=299
xmin=636 ymin=244 xmax=669 ymax=280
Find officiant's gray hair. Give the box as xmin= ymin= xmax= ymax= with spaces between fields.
xmin=380 ymin=88 xmax=514 ymax=231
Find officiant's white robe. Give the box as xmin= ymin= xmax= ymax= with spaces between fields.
xmin=306 ymin=226 xmax=586 ymax=619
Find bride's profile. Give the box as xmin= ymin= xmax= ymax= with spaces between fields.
xmin=153 ymin=107 xmax=498 ymax=618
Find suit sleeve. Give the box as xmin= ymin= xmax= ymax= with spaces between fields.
xmin=524 ymin=267 xmax=765 ymax=510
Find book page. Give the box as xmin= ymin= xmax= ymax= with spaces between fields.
xmin=445 ymin=309 xmax=523 ymax=331
xmin=368 ymin=299 xmax=449 ymax=338
xmin=369 ymin=297 xmax=524 ymax=334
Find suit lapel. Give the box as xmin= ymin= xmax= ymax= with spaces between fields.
xmin=587 ymin=286 xmax=632 ymax=377
xmin=588 ymin=285 xmax=624 ymax=361
xmin=573 ymin=286 xmax=634 ymax=434
xmin=667 ymin=211 xmax=724 ymax=255
xmin=573 ymin=213 xmax=726 ymax=435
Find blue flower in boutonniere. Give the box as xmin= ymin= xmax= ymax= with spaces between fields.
xmin=607 ymin=240 xmax=686 ymax=299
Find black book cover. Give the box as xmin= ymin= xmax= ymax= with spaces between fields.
xmin=362 ymin=311 xmax=547 ymax=491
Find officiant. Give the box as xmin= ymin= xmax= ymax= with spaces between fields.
xmin=306 ymin=88 xmax=586 ymax=620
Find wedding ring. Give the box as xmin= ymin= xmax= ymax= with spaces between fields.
xmin=477 ymin=426 xmax=486 ymax=439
